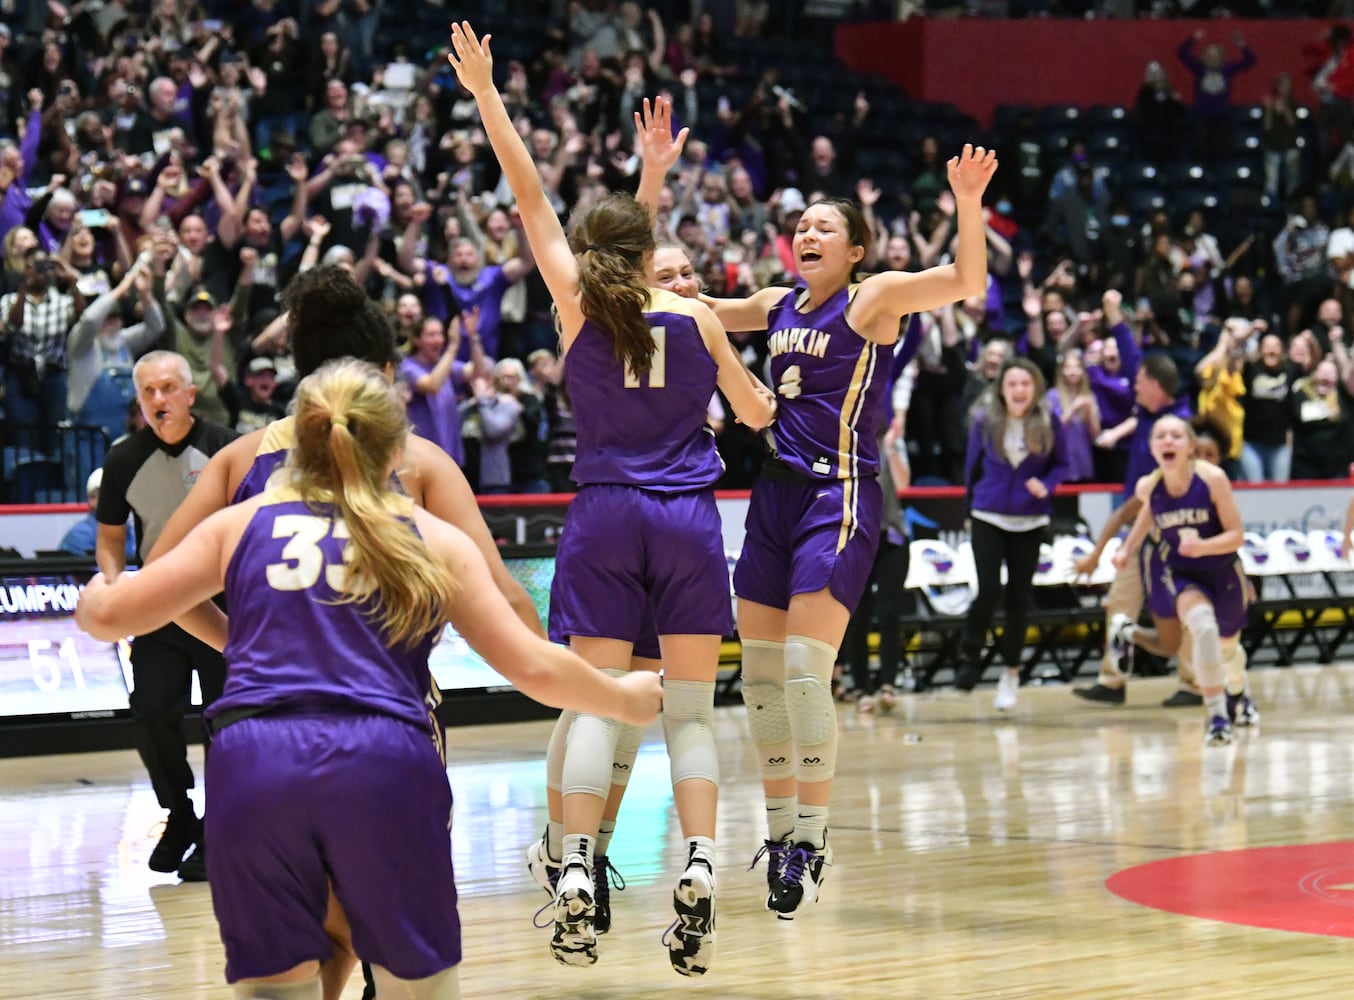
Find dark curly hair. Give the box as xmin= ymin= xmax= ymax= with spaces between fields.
xmin=282 ymin=266 xmax=398 ymax=378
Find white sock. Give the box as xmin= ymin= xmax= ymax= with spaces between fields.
xmin=793 ymin=804 xmax=829 ymax=850
xmin=1205 ymin=693 xmax=1227 ymax=720
xmin=546 ymin=820 xmax=564 ymax=862
xmin=596 ymin=820 xmax=615 ymax=857
xmin=766 ymin=796 xmax=795 ymax=842
xmin=561 ymin=834 xmax=594 ymax=870
xmin=686 ymin=835 xmax=716 ymax=873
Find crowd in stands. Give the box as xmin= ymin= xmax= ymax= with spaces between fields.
xmin=3 ymin=0 xmax=1354 ymax=504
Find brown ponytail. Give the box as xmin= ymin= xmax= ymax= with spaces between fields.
xmin=571 ymin=193 xmax=656 ymax=376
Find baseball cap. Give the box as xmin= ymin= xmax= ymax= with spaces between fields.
xmin=188 ymin=289 xmax=215 ymax=308
xmin=248 ymin=356 xmax=277 ymax=374
xmin=780 ymin=187 xmax=807 ymax=214
xmin=86 ymin=468 xmax=103 ymax=496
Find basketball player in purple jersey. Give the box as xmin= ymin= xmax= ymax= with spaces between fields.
xmin=694 ymin=142 xmax=997 ymax=916
xmin=77 ymin=360 xmax=662 ymax=1000
xmin=1114 ymin=416 xmax=1248 ymax=745
xmin=1079 ymin=420 xmax=1258 ymax=719
xmin=527 ymin=242 xmax=723 ymax=939
xmin=448 ymin=22 xmax=775 ymax=976
xmin=147 ymin=267 xmax=546 ymax=1000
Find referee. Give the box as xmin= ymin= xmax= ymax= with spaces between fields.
xmin=95 ymin=350 xmax=237 ymax=882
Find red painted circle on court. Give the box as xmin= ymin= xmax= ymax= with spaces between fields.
xmin=1107 ymin=842 xmax=1354 ymax=937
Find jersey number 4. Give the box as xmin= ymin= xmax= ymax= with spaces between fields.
xmin=266 ymin=514 xmax=353 ymax=592
xmin=623 ymin=327 xmax=667 ymax=389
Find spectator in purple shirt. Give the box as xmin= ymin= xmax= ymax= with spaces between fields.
xmin=400 ymin=309 xmax=489 ymax=468
xmin=1177 ymin=29 xmax=1256 ymax=164
xmin=399 ymin=216 xmax=534 ymax=363
xmin=1088 ymin=289 xmax=1141 ymax=483
xmin=0 ymin=89 xmax=46 ymax=240
xmin=1048 ymin=348 xmax=1100 ymax=483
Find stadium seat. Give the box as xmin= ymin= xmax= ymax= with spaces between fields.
xmin=1085 ymin=104 xmax=1131 ymax=129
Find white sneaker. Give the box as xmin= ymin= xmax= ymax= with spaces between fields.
xmin=526 ymin=830 xmax=560 ymax=895
xmin=550 ymin=857 xmax=597 ymax=966
xmin=665 ymin=856 xmax=716 ymax=976
xmin=994 ymin=670 xmax=1019 ymax=711
xmin=1108 ymin=612 xmax=1136 ymax=672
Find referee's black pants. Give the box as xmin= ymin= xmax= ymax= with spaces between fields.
xmin=130 ymin=623 xmax=227 ymax=814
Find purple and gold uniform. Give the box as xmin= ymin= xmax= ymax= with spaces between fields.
xmin=733 ymin=286 xmax=890 ymax=610
xmin=231 ymin=416 xmax=447 ymax=732
xmin=230 ymin=416 xmax=293 ymax=504
xmin=1143 ymin=467 xmax=1248 ymax=636
xmin=205 ymin=489 xmax=460 ymax=983
xmin=549 ymin=290 xmax=732 ymax=646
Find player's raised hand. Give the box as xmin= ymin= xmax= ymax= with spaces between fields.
xmin=634 ymin=95 xmax=688 ymax=174
xmin=946 ymin=143 xmax=998 ymax=201
xmin=446 ymin=21 xmax=494 ymax=97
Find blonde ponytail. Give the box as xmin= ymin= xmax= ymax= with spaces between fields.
xmin=289 ymin=359 xmax=458 ymax=647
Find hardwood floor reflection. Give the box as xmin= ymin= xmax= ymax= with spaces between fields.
xmin=3 ymin=666 xmax=1354 ymax=998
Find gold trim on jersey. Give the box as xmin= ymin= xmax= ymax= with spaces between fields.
xmin=836 ymin=477 xmax=857 ymax=554
xmin=257 ymin=415 xmax=295 ymax=456
xmin=427 ymin=680 xmax=446 ymax=764
xmin=835 ymin=288 xmax=875 ymax=550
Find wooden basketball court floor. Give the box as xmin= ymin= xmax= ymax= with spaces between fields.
xmin=4 ymin=666 xmax=1354 ymax=1000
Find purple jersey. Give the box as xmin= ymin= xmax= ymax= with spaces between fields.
xmin=230 ymin=417 xmax=293 ymax=504
xmin=1148 ymin=466 xmax=1232 ymax=571
xmin=401 ymin=355 xmax=467 ymax=467
xmin=565 ymin=291 xmax=723 ymax=491
xmin=764 ymin=286 xmax=887 ymax=480
xmin=208 ymin=490 xmax=439 ymax=733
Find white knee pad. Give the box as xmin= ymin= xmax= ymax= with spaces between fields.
xmin=1176 ymin=625 xmax=1194 ymax=680
xmin=739 ymin=639 xmax=794 ymax=782
xmin=562 ymin=672 xmax=622 ymax=798
xmin=370 ymin=964 xmax=461 ymax=1000
xmin=232 ymin=978 xmax=321 ymax=1000
xmin=662 ymin=679 xmax=719 ymax=787
xmin=1183 ymin=603 xmax=1223 ymax=688
xmin=611 ymin=721 xmax=644 ymax=788
xmin=1223 ymin=641 xmax=1247 ymax=693
xmin=545 ymin=710 xmax=576 ymax=795
xmin=784 ymin=634 xmax=838 ymax=782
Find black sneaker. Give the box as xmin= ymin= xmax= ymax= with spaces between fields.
xmin=1073 ymin=683 xmax=1125 ymax=705
xmin=953 ymin=662 xmax=982 ymax=692
xmin=1162 ymin=689 xmax=1204 ymax=708
xmin=767 ymin=840 xmax=833 ymax=920
xmin=592 ymin=854 xmax=625 ymax=935
xmin=149 ymin=811 xmax=198 ymax=873
xmin=1226 ymin=691 xmax=1260 ymax=726
xmin=749 ymin=836 xmax=790 ymax=908
xmin=177 ymin=836 xmax=207 ymax=882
